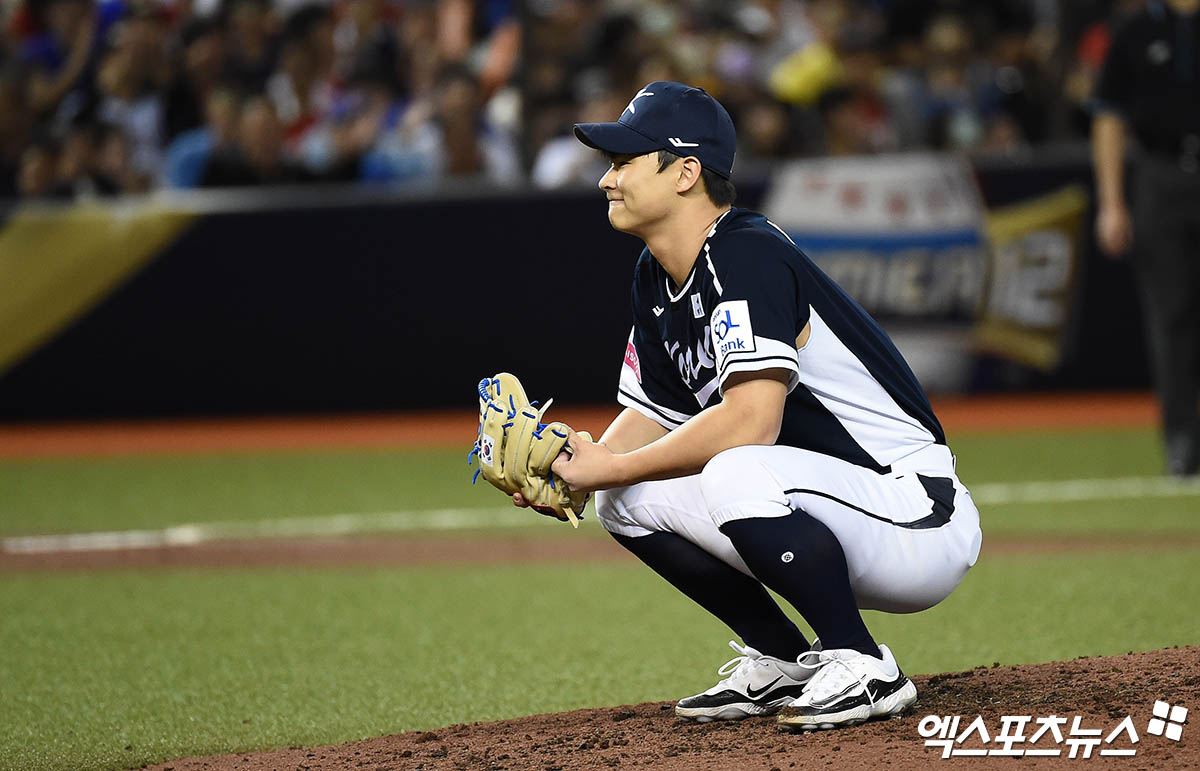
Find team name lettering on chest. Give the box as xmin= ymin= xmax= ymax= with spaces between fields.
xmin=664 ymin=325 xmax=716 ymax=387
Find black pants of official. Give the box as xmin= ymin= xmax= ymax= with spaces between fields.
xmin=1132 ymin=155 xmax=1200 ymax=476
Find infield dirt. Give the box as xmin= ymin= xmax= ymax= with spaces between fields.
xmin=140 ymin=646 xmax=1197 ymax=771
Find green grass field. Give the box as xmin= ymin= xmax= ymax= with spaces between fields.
xmin=2 ymin=426 xmax=1198 ymax=771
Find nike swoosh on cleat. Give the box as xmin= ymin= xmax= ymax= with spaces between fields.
xmin=745 ymin=676 xmax=784 ymax=699
xmin=809 ymin=675 xmax=905 ymax=709
xmin=810 ymin=682 xmax=861 ymax=707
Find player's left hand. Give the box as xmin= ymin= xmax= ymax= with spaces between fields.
xmin=551 ymin=431 xmax=620 ymax=493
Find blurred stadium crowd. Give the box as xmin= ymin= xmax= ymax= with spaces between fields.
xmin=0 ymin=0 xmax=1142 ymax=200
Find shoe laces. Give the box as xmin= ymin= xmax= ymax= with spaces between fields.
xmin=714 ymin=640 xmax=767 ymax=686
xmin=797 ymin=649 xmax=879 ymax=708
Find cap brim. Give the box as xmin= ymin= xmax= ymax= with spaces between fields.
xmin=573 ymin=122 xmax=661 ymax=155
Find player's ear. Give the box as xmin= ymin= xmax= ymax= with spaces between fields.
xmin=676 ymin=156 xmax=703 ymax=194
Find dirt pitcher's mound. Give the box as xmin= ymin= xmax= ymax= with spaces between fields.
xmin=146 ymin=647 xmax=1197 ymax=771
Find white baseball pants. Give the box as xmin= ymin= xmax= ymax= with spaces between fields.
xmin=595 ymin=443 xmax=982 ymax=614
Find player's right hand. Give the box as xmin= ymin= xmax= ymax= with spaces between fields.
xmin=1096 ymin=202 xmax=1133 ymax=258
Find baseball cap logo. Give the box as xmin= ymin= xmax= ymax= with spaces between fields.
xmin=624 ymin=89 xmax=654 ymax=115
xmin=668 ymin=137 xmax=699 ymax=148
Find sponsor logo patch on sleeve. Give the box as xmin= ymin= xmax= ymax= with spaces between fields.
xmin=710 ymin=300 xmax=756 ymax=369
xmin=624 ymin=340 xmax=643 ymax=383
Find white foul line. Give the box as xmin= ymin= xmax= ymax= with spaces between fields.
xmin=1 ymin=507 xmax=530 ymax=555
xmin=970 ymin=475 xmax=1200 ymax=505
xmin=3 ymin=475 xmax=1200 ymax=556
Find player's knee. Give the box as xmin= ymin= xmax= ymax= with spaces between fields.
xmin=700 ymin=446 xmax=772 ymax=514
xmin=594 ymin=487 xmax=632 ymax=533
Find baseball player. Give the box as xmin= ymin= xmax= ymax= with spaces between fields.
xmin=515 ymin=81 xmax=982 ymax=731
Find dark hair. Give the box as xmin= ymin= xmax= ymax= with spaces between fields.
xmin=598 ymin=149 xmax=736 ymax=207
xmin=655 ymin=150 xmax=736 ymax=207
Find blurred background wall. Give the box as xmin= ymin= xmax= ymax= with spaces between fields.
xmin=0 ymin=0 xmax=1153 ymax=419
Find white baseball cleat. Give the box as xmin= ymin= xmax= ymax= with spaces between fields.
xmin=675 ymin=640 xmax=818 ymax=722
xmin=776 ymin=644 xmax=917 ymax=731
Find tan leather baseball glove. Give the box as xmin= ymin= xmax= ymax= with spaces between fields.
xmin=470 ymin=372 xmax=590 ymax=527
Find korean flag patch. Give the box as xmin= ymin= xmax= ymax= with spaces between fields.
xmin=710 ymin=300 xmax=756 ymax=370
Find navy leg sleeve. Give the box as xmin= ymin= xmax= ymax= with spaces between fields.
xmin=720 ymin=509 xmax=881 ymax=659
xmin=611 ymin=530 xmax=810 ymax=660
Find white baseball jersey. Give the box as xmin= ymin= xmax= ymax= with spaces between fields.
xmin=601 ymin=207 xmax=981 ymax=612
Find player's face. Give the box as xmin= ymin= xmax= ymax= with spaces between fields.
xmin=598 ymin=152 xmax=678 ymax=235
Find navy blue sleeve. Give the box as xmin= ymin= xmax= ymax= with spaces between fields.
xmin=616 ymin=261 xmax=700 ymax=430
xmin=707 ymin=230 xmax=808 ymax=395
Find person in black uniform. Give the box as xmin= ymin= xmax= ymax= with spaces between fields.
xmin=1093 ymin=0 xmax=1200 ymax=477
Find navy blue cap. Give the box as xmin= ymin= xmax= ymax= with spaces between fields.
xmin=574 ymin=81 xmax=736 ymax=179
